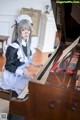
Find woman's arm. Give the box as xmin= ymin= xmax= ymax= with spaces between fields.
xmin=5 ymin=45 xmax=24 ymax=74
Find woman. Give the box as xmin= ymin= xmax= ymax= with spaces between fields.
xmin=0 ymin=14 xmax=37 ymax=98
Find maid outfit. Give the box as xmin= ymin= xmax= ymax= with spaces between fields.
xmin=0 ymin=39 xmax=35 ymax=97
xmin=0 ymin=14 xmax=34 ymax=97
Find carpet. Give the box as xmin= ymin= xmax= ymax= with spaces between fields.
xmin=0 ymin=98 xmax=9 ymax=114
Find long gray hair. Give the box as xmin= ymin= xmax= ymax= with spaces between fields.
xmin=11 ymin=19 xmax=32 ymax=58
xmin=11 ymin=19 xmax=32 ymax=43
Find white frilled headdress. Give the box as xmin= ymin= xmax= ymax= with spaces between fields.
xmin=16 ymin=14 xmax=32 ymax=24
xmin=11 ymin=14 xmax=33 ymax=28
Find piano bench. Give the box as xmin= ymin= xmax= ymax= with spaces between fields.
xmin=0 ymin=88 xmax=12 ymax=101
xmin=0 ymin=88 xmax=29 ymax=102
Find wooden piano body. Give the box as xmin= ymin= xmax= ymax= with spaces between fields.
xmin=7 ymin=2 xmax=80 ymax=120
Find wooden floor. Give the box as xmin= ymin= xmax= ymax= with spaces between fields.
xmin=0 ymin=49 xmax=49 ymax=73
xmin=0 ymin=53 xmax=5 ymax=71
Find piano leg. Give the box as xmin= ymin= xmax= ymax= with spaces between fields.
xmin=9 ymin=100 xmax=30 ymax=120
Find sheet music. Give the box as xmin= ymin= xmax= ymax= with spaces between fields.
xmin=58 ymin=52 xmax=71 ymax=67
xmin=58 ymin=36 xmax=80 ymax=63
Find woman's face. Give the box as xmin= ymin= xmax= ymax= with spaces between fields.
xmin=21 ymin=29 xmax=31 ymax=41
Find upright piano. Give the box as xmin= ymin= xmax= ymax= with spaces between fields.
xmin=9 ymin=2 xmax=80 ymax=120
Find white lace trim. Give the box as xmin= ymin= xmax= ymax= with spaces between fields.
xmin=9 ymin=43 xmax=19 ymax=49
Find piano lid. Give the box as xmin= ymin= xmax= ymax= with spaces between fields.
xmin=51 ymin=0 xmax=80 ymax=44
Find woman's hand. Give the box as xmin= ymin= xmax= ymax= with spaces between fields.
xmin=23 ymin=71 xmax=36 ymax=79
xmin=34 ymin=64 xmax=43 ymax=68
xmin=30 ymin=62 xmax=43 ymax=68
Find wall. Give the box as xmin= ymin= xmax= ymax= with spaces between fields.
xmin=0 ymin=0 xmax=52 ymax=49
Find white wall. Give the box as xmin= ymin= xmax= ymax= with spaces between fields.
xmin=0 ymin=0 xmax=51 ymax=15
xmin=0 ymin=0 xmax=52 ymax=49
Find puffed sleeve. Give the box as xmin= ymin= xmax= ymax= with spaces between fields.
xmin=5 ymin=45 xmax=24 ymax=73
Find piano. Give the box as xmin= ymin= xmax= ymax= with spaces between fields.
xmin=8 ymin=2 xmax=80 ymax=120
